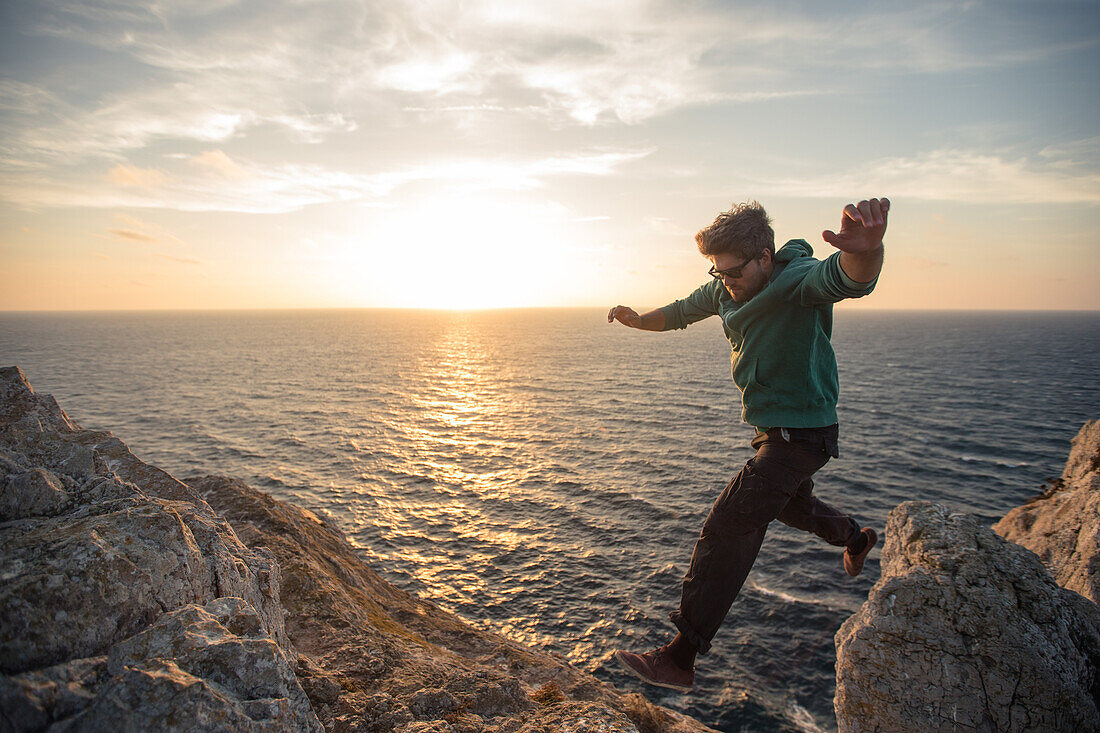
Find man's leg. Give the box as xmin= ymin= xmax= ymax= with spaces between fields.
xmin=771 ymin=424 xmax=877 ymax=575
xmin=776 ymin=476 xmax=860 ymax=547
xmin=615 ymin=430 xmax=834 ymax=689
xmin=668 ymin=430 xmax=831 ymax=657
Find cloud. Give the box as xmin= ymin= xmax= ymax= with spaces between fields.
xmin=270 ymin=114 xmax=357 ymax=143
xmin=761 ymin=149 xmax=1100 ymax=205
xmin=107 ymin=164 xmax=167 ymax=187
xmin=104 ymin=214 xmax=182 ymax=245
xmin=0 ymin=148 xmax=650 ymax=213
xmin=18 ymin=0 xmax=1083 ymax=142
xmin=0 ymin=80 xmax=61 ymax=115
xmin=375 ymin=53 xmax=478 ymax=94
xmin=188 ymin=150 xmax=246 ymax=178
xmin=4 ymin=0 xmax=1098 ymax=217
xmin=108 ymin=228 xmax=159 ymax=243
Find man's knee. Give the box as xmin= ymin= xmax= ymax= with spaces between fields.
xmin=707 ymin=462 xmax=797 ymax=535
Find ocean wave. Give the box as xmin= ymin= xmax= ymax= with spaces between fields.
xmin=959 ymin=455 xmax=1030 ymax=468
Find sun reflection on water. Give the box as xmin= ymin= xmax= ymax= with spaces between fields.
xmin=366 ymin=314 xmax=549 ymax=617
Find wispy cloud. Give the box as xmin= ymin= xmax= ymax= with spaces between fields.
xmin=187 ymin=150 xmax=246 ymax=178
xmin=762 ymin=148 xmax=1100 ymax=204
xmin=108 ymin=228 xmax=159 ymax=243
xmin=4 ymin=0 xmax=1098 ymax=212
xmin=0 ymin=148 xmax=651 ymax=213
xmin=15 ymin=0 xmax=1085 ymax=150
xmin=106 ymin=164 xmax=167 ymax=187
xmin=103 ymin=214 xmax=182 ymax=245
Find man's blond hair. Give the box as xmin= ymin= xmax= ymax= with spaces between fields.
xmin=695 ymin=201 xmax=774 ymax=259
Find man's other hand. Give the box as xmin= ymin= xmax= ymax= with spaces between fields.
xmin=822 ymin=197 xmax=890 ymax=254
xmin=608 ymin=305 xmax=642 ymax=327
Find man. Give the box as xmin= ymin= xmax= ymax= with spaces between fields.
xmin=607 ymin=197 xmax=889 ymax=692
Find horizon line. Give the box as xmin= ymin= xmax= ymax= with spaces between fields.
xmin=2 ymin=306 xmax=1098 ymax=315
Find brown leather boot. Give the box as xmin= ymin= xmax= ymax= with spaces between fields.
xmin=844 ymin=527 xmax=878 ymax=577
xmin=613 ymin=644 xmax=695 ymax=691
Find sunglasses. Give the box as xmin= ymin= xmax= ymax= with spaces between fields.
xmin=708 ymin=254 xmax=756 ymax=281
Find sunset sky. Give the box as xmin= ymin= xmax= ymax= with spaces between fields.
xmin=1 ymin=0 xmax=1098 ymax=311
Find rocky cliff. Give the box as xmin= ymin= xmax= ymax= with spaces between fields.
xmin=834 ymin=426 xmax=1100 ymax=733
xmin=0 ymin=367 xmax=714 ymax=733
xmin=994 ymin=420 xmax=1100 ymax=604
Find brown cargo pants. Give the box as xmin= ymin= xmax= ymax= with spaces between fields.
xmin=669 ymin=424 xmax=860 ymax=654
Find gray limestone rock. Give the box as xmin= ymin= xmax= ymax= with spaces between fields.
xmin=1 ymin=499 xmax=212 ymax=673
xmin=994 ymin=419 xmax=1100 ymax=603
xmin=3 ymin=599 xmax=321 ymax=733
xmin=0 ymin=367 xmax=77 ymax=435
xmin=0 ymin=367 xmax=317 ymax=731
xmin=87 ymin=597 xmax=319 ymax=732
xmin=834 ymin=501 xmax=1100 ymax=733
xmin=0 ymin=367 xmax=290 ymax=678
xmin=0 ymin=468 xmax=71 ymax=520
xmin=0 ymin=655 xmax=107 ymax=730
xmin=53 ymin=658 xmax=298 ymax=733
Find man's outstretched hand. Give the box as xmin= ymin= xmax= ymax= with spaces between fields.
xmin=822 ymin=197 xmax=890 ymax=254
xmin=608 ymin=305 xmax=641 ymax=327
xmin=823 ymin=197 xmax=890 ymax=284
xmin=608 ymin=305 xmax=665 ymax=331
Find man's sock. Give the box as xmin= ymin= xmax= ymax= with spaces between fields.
xmin=847 ymin=530 xmax=868 ymax=555
xmin=666 ymin=632 xmax=697 ymax=671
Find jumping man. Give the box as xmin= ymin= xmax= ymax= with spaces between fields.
xmin=608 ymin=197 xmax=889 ymax=691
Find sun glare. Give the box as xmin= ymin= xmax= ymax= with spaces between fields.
xmin=340 ymin=193 xmax=581 ymax=310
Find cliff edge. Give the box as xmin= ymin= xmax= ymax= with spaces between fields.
xmin=993 ymin=419 xmax=1100 ymax=604
xmin=834 ymin=424 xmax=1100 ymax=733
xmin=0 ymin=366 xmax=714 ymax=733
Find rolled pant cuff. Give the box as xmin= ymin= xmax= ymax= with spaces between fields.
xmin=669 ymin=610 xmax=711 ymax=656
xmin=841 ymin=519 xmax=862 ymax=548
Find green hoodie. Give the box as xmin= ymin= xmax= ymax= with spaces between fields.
xmin=660 ymin=239 xmax=877 ymax=428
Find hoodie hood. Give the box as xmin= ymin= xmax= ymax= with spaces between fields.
xmin=774 ymin=238 xmax=814 ymax=264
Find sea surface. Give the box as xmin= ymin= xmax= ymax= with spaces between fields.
xmin=2 ymin=308 xmax=1098 ymax=732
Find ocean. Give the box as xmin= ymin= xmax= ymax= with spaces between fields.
xmin=2 ymin=308 xmax=1097 ymax=732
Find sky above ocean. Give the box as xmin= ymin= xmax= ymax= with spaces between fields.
xmin=1 ymin=1 xmax=1098 ymax=311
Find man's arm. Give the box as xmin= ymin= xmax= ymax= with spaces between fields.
xmin=607 ymin=305 xmax=666 ymax=331
xmin=822 ymin=197 xmax=890 ymax=284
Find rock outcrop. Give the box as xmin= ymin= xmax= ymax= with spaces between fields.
xmin=994 ymin=420 xmax=1100 ymax=603
xmin=187 ymin=475 xmax=710 ymax=732
xmin=0 ymin=366 xmax=318 ymax=731
xmin=0 ymin=366 xmax=713 ymax=733
xmin=834 ymin=501 xmax=1100 ymax=733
